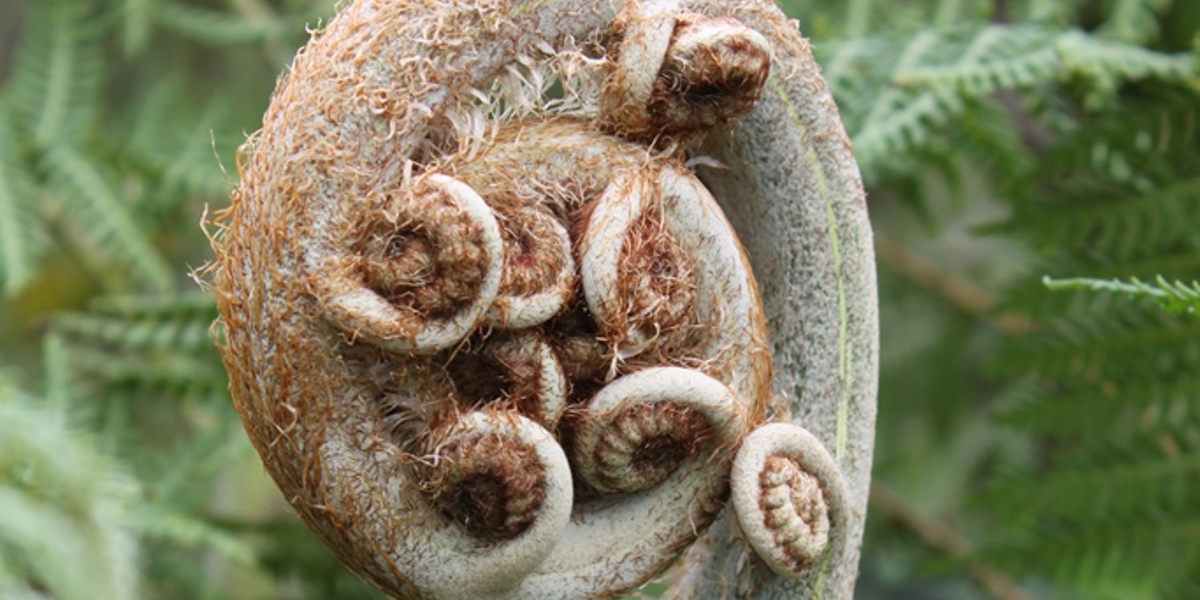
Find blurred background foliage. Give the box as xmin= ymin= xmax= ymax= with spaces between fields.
xmin=0 ymin=0 xmax=1197 ymax=598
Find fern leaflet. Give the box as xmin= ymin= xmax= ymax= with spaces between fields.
xmin=40 ymin=145 xmax=175 ymax=292
xmin=0 ymin=105 xmax=46 ymax=296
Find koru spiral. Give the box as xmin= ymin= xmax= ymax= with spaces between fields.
xmin=212 ymin=0 xmax=876 ymax=598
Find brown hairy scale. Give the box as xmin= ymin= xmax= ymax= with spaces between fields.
xmin=447 ymin=333 xmax=545 ymax=415
xmin=615 ymin=198 xmax=700 ymax=353
xmin=492 ymin=203 xmax=573 ymax=299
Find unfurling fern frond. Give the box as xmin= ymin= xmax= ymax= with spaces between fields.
xmin=0 ymin=384 xmax=141 ymax=600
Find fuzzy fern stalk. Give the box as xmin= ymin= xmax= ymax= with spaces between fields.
xmin=209 ymin=1 xmax=877 ymax=599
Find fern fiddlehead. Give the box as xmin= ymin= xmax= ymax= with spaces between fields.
xmin=212 ymin=1 xmax=877 ymax=598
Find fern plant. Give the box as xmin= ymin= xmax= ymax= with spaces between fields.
xmin=3 ymin=0 xmax=1200 ymax=598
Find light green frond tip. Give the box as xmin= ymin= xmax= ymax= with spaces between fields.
xmin=1044 ymin=275 xmax=1200 ymax=316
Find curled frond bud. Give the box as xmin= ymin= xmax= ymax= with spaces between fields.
xmin=320 ymin=174 xmax=504 ymax=354
xmin=571 ymin=366 xmax=745 ymax=494
xmin=731 ymin=422 xmax=849 ymax=579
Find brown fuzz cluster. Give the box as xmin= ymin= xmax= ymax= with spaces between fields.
xmin=494 ymin=204 xmax=574 ymax=300
xmin=615 ymin=205 xmax=699 ymax=353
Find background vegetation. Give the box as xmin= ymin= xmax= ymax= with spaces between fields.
xmin=0 ymin=0 xmax=1197 ymax=598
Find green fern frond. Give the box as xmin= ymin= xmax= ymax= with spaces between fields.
xmin=999 ymin=303 xmax=1200 ymax=379
xmin=1098 ymin=0 xmax=1173 ymax=44
xmin=155 ymin=3 xmax=273 ymax=45
xmin=55 ymin=293 xmax=216 ymax=352
xmin=1001 ymin=372 xmax=1200 ymax=438
xmin=52 ymin=293 xmax=225 ymax=404
xmin=1045 ymin=275 xmax=1200 ymax=315
xmin=1056 ymin=30 xmax=1199 ymax=105
xmin=0 ymin=105 xmax=47 ymax=297
xmin=890 ymin=26 xmax=1062 ymax=93
xmin=832 ymin=24 xmax=1197 ymax=178
xmin=40 ymin=145 xmax=176 ymax=292
xmin=1008 ymin=176 xmax=1200 ymax=260
xmin=134 ymin=506 xmax=256 ymax=566
xmin=5 ymin=0 xmax=104 ymax=148
xmin=154 ymin=2 xmax=315 ymax=47
xmin=1018 ymin=0 xmax=1086 ymax=24
xmin=980 ymin=430 xmax=1200 ymax=522
xmin=125 ymin=85 xmax=237 ymax=201
xmin=0 ymin=394 xmax=141 ymax=600
xmin=980 ymin=498 xmax=1200 ymax=599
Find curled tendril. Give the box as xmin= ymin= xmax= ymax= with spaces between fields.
xmin=449 ymin=331 xmax=568 ymax=429
xmin=485 ymin=200 xmax=577 ymax=329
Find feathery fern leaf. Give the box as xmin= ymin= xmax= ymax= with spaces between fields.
xmin=1001 ymin=372 xmax=1200 ymax=439
xmin=0 ymin=105 xmax=46 ymax=297
xmin=828 ymin=24 xmax=1197 ymax=180
xmin=1099 ymin=0 xmax=1173 ymax=44
xmin=54 ymin=293 xmax=216 ymax=353
xmin=5 ymin=0 xmax=104 ymax=149
xmin=1045 ymin=275 xmax=1200 ymax=315
xmin=999 ymin=303 xmax=1200 ymax=379
xmin=980 ymin=429 xmax=1200 ymax=522
xmin=0 ymin=387 xmax=141 ymax=600
xmin=40 ymin=145 xmax=176 ymax=292
xmin=124 ymin=84 xmax=238 ymax=202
